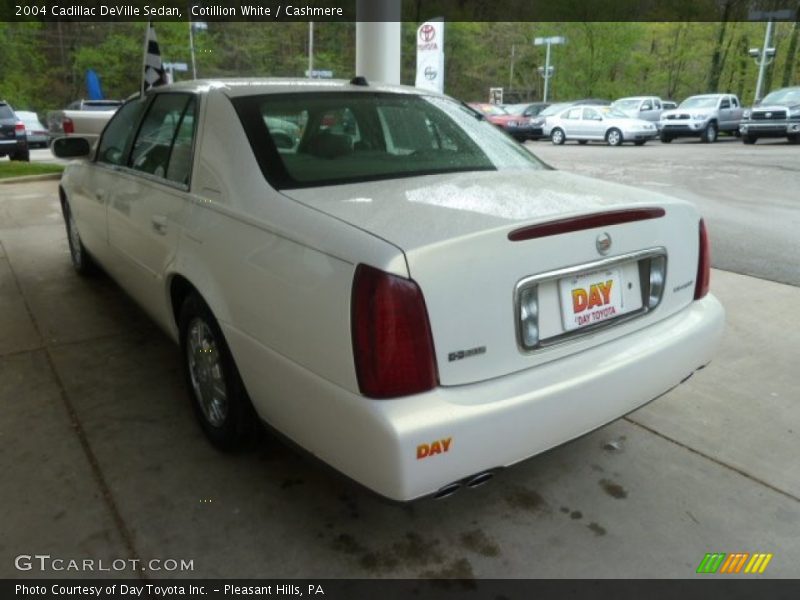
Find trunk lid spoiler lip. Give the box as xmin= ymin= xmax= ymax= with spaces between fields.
xmin=508 ymin=207 xmax=666 ymax=242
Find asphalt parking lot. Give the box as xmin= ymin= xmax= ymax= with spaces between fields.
xmin=1 ymin=142 xmax=799 ymax=578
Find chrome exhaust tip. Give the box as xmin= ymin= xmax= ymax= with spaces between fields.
xmin=465 ymin=471 xmax=494 ymax=488
xmin=433 ymin=482 xmax=462 ymax=499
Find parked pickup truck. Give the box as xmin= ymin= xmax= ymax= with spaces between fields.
xmin=739 ymin=86 xmax=800 ymax=144
xmin=47 ymin=99 xmax=122 ymax=145
xmin=659 ymin=94 xmax=744 ymax=143
xmin=610 ymin=96 xmax=665 ymax=128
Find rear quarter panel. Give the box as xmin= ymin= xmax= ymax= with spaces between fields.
xmin=173 ymin=89 xmax=407 ymax=404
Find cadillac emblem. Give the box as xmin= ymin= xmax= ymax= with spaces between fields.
xmin=596 ymin=232 xmax=612 ymax=255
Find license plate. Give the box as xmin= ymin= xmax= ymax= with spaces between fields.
xmin=559 ymin=268 xmax=627 ymax=331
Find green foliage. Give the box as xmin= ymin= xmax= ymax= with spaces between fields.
xmin=1 ymin=21 xmax=798 ymax=113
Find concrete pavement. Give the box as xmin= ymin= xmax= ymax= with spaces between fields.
xmin=1 ymin=180 xmax=798 ymax=579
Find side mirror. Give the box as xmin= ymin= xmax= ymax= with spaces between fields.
xmin=641 ymin=105 xmax=652 ymax=112
xmin=52 ymin=136 xmax=92 ymax=159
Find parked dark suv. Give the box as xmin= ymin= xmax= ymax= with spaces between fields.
xmin=0 ymin=101 xmax=30 ymax=161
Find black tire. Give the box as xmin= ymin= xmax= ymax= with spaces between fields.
xmin=179 ymin=293 xmax=258 ymax=451
xmin=63 ymin=201 xmax=98 ymax=276
xmin=578 ymin=140 xmax=589 ymax=145
xmin=551 ymin=128 xmax=566 ymax=145
xmin=11 ymin=147 xmax=30 ymax=162
xmin=788 ymin=134 xmax=800 ymax=145
xmin=660 ymin=134 xmax=673 ymax=143
xmin=634 ymin=140 xmax=647 ymax=146
xmin=742 ymin=135 xmax=757 ymax=145
xmin=606 ymin=128 xmax=623 ymax=147
xmin=701 ymin=121 xmax=718 ymax=143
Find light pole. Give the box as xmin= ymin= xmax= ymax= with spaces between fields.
xmin=534 ymin=36 xmax=565 ymax=102
xmin=747 ymin=9 xmax=795 ymax=103
xmin=189 ymin=20 xmax=207 ymax=80
xmin=308 ymin=22 xmax=314 ymax=78
xmin=749 ymin=20 xmax=776 ymax=103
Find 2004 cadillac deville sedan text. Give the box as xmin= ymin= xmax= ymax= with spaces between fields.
xmin=53 ymin=79 xmax=724 ymax=501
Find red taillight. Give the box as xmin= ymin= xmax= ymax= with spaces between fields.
xmin=694 ymin=219 xmax=711 ymax=299
xmin=14 ymin=122 xmax=25 ymax=136
xmin=62 ymin=117 xmax=74 ymax=134
xmin=351 ymin=264 xmax=438 ymax=399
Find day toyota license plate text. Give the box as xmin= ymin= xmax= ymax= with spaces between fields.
xmin=559 ymin=268 xmax=626 ymax=332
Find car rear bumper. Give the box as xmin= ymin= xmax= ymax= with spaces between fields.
xmin=225 ymin=294 xmax=724 ymax=501
xmin=626 ymin=131 xmax=658 ymax=141
xmin=0 ymin=139 xmax=26 ymax=155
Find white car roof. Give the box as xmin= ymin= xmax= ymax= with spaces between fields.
xmin=151 ymin=78 xmax=437 ymax=98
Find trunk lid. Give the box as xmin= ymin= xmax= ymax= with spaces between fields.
xmin=283 ymin=169 xmax=702 ymax=386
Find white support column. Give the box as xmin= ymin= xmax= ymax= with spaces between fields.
xmin=355 ymin=0 xmax=401 ymax=84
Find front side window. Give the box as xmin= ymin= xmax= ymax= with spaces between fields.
xmin=234 ymin=92 xmax=544 ymax=189
xmin=565 ymin=107 xmax=582 ymax=120
xmin=96 ymin=98 xmax=148 ymax=166
xmin=130 ymin=93 xmax=194 ymax=183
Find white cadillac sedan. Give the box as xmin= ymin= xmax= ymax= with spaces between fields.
xmin=544 ymin=104 xmax=658 ymax=146
xmin=53 ymin=79 xmax=724 ymax=501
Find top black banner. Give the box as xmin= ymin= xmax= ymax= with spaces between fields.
xmin=1 ymin=0 xmax=799 ymax=22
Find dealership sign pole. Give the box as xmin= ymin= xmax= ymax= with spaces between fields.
xmin=415 ymin=19 xmax=445 ymax=93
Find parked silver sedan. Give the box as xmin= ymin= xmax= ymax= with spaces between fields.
xmin=544 ymin=105 xmax=658 ymax=146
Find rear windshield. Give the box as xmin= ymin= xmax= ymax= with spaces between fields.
xmin=233 ymin=92 xmax=544 ymax=190
xmin=0 ymin=104 xmax=14 ymax=119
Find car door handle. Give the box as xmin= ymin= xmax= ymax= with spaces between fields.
xmin=95 ymin=189 xmax=106 ymax=201
xmin=151 ymin=215 xmax=168 ymax=235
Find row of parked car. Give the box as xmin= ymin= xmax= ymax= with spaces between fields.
xmin=0 ymin=100 xmax=48 ymax=162
xmin=471 ymin=86 xmax=800 ymax=147
xmin=0 ymin=98 xmax=124 ymax=163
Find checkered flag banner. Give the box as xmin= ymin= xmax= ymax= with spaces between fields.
xmin=142 ymin=22 xmax=167 ymax=94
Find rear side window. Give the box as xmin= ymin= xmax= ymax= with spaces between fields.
xmin=583 ymin=107 xmax=602 ymax=120
xmin=130 ymin=93 xmax=195 ymax=184
xmin=97 ymin=98 xmax=148 ymax=166
xmin=0 ymin=104 xmax=15 ymax=119
xmin=166 ymin=99 xmax=197 ymax=185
